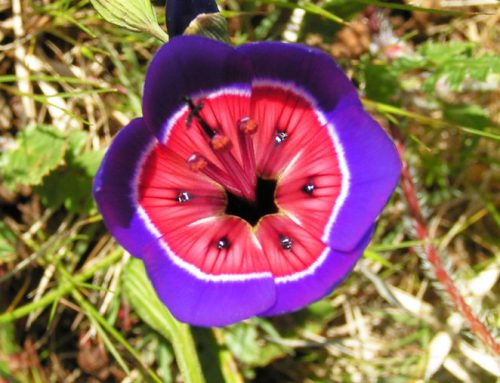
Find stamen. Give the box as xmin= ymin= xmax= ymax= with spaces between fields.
xmin=187 ymin=153 xmax=246 ymax=198
xmin=183 ymin=97 xmax=255 ymax=201
xmin=302 ymin=182 xmax=315 ymax=195
xmin=280 ymin=235 xmax=293 ymax=250
xmin=217 ymin=237 xmax=229 ymax=250
xmin=238 ymin=117 xmax=258 ymax=135
xmin=177 ymin=191 xmax=191 ymax=203
xmin=215 ymin=150 xmax=255 ymax=201
xmin=274 ymin=130 xmax=288 ymax=145
xmin=187 ymin=152 xmax=208 ymax=172
xmin=211 ymin=133 xmax=232 ymax=151
xmin=237 ymin=117 xmax=257 ymax=190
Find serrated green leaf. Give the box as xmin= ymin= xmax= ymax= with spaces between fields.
xmin=74 ymin=149 xmax=106 ymax=176
xmin=419 ymin=41 xmax=474 ymax=63
xmin=90 ymin=0 xmax=168 ymax=42
xmin=392 ymin=41 xmax=500 ymax=92
xmin=67 ymin=130 xmax=89 ymax=158
xmin=36 ymin=166 xmax=95 ymax=214
xmin=0 ymin=125 xmax=66 ymax=190
xmin=425 ymin=55 xmax=500 ymax=91
xmin=35 ymin=137 xmax=103 ymax=214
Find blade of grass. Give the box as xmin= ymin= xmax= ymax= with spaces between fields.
xmin=484 ymin=199 xmax=500 ymax=230
xmin=256 ymin=0 xmax=347 ymax=25
xmin=72 ymin=289 xmax=131 ymax=374
xmin=352 ymin=0 xmax=475 ymax=16
xmin=71 ymin=288 xmax=163 ymax=382
xmin=54 ymin=258 xmax=162 ymax=382
xmin=0 ymin=74 xmax=105 ymax=87
xmin=363 ymin=99 xmax=500 ymax=141
xmin=0 ymin=249 xmax=123 ymax=324
xmin=370 ymin=239 xmax=433 ymax=251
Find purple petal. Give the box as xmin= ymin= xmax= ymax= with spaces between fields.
xmin=262 ymin=226 xmax=374 ymax=316
xmin=237 ymin=41 xmax=359 ymax=114
xmin=326 ymin=101 xmax=401 ymax=252
xmin=142 ymin=242 xmax=276 ymax=327
xmin=143 ymin=36 xmax=252 ymax=143
xmin=93 ymin=118 xmax=157 ymax=259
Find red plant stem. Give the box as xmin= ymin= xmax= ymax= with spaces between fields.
xmin=389 ymin=124 xmax=500 ymax=357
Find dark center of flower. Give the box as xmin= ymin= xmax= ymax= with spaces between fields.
xmin=225 ymin=177 xmax=278 ymax=226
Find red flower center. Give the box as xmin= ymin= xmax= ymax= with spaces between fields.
xmin=137 ymin=83 xmax=346 ymax=279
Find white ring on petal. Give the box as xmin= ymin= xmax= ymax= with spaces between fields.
xmin=274 ymin=246 xmax=331 ymax=283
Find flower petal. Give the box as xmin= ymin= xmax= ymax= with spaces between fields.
xmin=143 ymin=36 xmax=252 ymax=143
xmin=93 ymin=118 xmax=157 ymax=258
xmin=238 ymin=42 xmax=358 ymax=114
xmin=141 ymin=228 xmax=276 ymax=326
xmin=94 ymin=119 xmax=276 ymax=327
xmin=261 ymin=225 xmax=374 ymax=316
xmin=326 ymin=102 xmax=401 ymax=252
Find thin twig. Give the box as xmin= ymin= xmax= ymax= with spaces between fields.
xmin=388 ymin=123 xmax=500 ymax=357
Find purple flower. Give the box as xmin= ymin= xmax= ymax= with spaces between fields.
xmin=94 ymin=36 xmax=401 ymax=327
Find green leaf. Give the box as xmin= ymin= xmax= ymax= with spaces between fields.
xmin=122 ymin=258 xmax=206 ymax=383
xmin=418 ymin=41 xmax=474 ymax=63
xmin=443 ymin=104 xmax=492 ymax=129
xmin=35 ymin=139 xmax=105 ymax=214
xmin=36 ymin=166 xmax=94 ymax=214
xmin=391 ymin=41 xmax=500 ymax=92
xmin=292 ymin=299 xmax=337 ymax=334
xmin=0 ymin=125 xmax=66 ymax=190
xmin=122 ymin=259 xmax=178 ymax=339
xmin=90 ymin=0 xmax=168 ymax=42
xmin=424 ymin=55 xmax=500 ymax=91
xmin=66 ymin=130 xmax=89 ymax=158
xmin=0 ymin=322 xmax=21 ymax=383
xmin=363 ymin=62 xmax=400 ymax=105
xmin=74 ymin=149 xmax=106 ymax=177
xmin=223 ymin=322 xmax=286 ymax=367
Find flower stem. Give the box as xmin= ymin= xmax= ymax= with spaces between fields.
xmin=388 ymin=123 xmax=500 ymax=357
